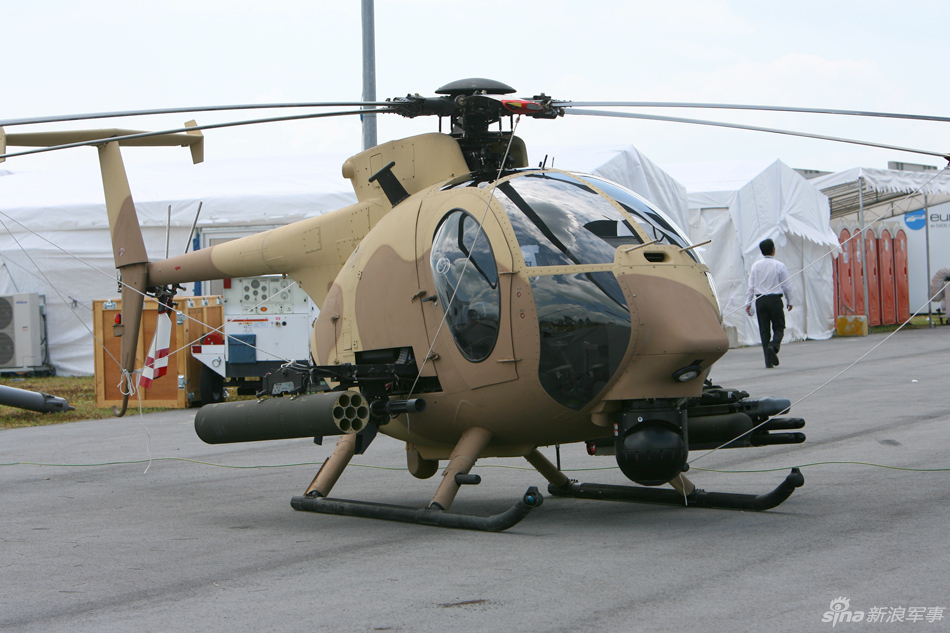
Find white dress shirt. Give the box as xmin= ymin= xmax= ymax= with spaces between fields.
xmin=745 ymin=256 xmax=793 ymax=307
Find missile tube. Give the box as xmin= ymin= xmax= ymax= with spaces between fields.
xmin=195 ymin=390 xmax=370 ymax=444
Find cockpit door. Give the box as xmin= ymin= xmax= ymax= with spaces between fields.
xmin=415 ymin=191 xmax=518 ymax=389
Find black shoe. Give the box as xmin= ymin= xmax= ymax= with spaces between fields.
xmin=767 ymin=345 xmax=779 ymax=367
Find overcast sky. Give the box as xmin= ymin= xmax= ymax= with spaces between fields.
xmin=5 ymin=0 xmax=950 ymax=175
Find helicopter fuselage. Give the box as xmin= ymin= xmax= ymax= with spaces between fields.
xmin=154 ymin=132 xmax=728 ymax=465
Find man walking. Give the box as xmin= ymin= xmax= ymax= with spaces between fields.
xmin=745 ymin=238 xmax=793 ymax=368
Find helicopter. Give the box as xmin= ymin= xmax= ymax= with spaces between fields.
xmin=12 ymin=77 xmax=946 ymax=531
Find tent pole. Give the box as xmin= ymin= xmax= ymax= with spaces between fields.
xmin=924 ymin=194 xmax=933 ymax=328
xmin=801 ymin=238 xmax=807 ymax=337
xmin=858 ymin=176 xmax=870 ymax=321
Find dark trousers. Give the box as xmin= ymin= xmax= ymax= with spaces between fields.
xmin=755 ymin=294 xmax=785 ymax=365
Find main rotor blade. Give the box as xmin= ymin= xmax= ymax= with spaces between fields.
xmin=0 ymin=108 xmax=395 ymax=160
xmin=555 ymin=101 xmax=950 ymax=125
xmin=0 ymin=102 xmax=393 ymax=128
xmin=564 ymin=108 xmax=950 ymax=161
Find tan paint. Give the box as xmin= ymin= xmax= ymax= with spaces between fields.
xmin=525 ymin=449 xmax=570 ymax=488
xmin=98 ymin=142 xmax=149 ymax=267
xmin=353 ymin=243 xmax=434 ymax=369
xmin=313 ymin=283 xmax=344 ymax=365
xmin=596 ymin=272 xmax=728 ymax=401
xmin=148 ymin=248 xmax=224 ymax=287
xmin=304 ymin=434 xmax=357 ymax=497
xmin=342 ymin=133 xmax=470 ymax=204
xmin=4 ymin=128 xmax=204 ymax=150
xmin=429 ymin=426 xmax=493 ymax=510
xmin=406 ymin=444 xmax=439 ymax=479
xmin=414 ymin=189 xmax=518 ymax=390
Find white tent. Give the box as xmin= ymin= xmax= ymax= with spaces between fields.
xmin=532 ymin=145 xmax=690 ymax=230
xmin=0 ymin=154 xmax=356 ymax=375
xmin=811 ymin=166 xmax=950 ymax=211
xmin=662 ymin=159 xmax=839 ymax=348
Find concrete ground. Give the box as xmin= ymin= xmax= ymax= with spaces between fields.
xmin=2 ymin=327 xmax=948 ymax=632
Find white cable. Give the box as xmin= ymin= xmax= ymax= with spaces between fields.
xmin=116 ymin=369 xmax=139 ymax=397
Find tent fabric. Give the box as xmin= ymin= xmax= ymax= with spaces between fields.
xmin=533 ymin=145 xmax=691 ymax=231
xmin=663 ymin=159 xmax=839 ymax=347
xmin=0 ymin=154 xmax=357 ymax=376
xmin=810 ymin=166 xmax=950 ymax=198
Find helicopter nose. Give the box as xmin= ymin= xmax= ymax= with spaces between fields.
xmin=602 ymin=271 xmax=728 ymax=400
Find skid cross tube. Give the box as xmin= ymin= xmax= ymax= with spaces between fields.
xmin=291 ymin=487 xmax=543 ymax=532
xmin=548 ymin=468 xmax=804 ymax=512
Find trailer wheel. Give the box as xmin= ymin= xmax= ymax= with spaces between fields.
xmin=200 ymin=364 xmax=225 ymax=405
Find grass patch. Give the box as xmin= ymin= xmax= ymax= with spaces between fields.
xmin=0 ymin=375 xmax=176 ymax=429
xmin=869 ymin=315 xmax=943 ymax=334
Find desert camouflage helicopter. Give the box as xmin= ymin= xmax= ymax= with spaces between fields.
xmin=5 ymin=78 xmax=946 ymax=531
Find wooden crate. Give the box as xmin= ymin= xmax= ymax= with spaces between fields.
xmin=94 ymin=296 xmax=223 ymax=408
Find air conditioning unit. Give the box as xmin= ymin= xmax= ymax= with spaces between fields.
xmin=0 ymin=293 xmax=51 ymax=373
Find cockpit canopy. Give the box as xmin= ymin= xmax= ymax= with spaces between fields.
xmin=432 ymin=170 xmax=697 ymax=409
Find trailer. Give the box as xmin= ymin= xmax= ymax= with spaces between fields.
xmin=190 ymin=275 xmax=317 ymax=403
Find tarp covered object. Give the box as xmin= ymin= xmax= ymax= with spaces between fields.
xmin=0 ymin=154 xmax=356 ymax=375
xmin=662 ymin=159 xmax=839 ymax=347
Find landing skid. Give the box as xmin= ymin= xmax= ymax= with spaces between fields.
xmin=291 ymin=486 xmax=543 ymax=532
xmin=548 ymin=468 xmax=804 ymax=511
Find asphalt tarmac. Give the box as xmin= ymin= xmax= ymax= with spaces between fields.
xmin=2 ymin=327 xmax=949 ymax=632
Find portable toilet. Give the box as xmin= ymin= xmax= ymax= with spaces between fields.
xmin=851 ymin=226 xmax=867 ymax=318
xmin=895 ymin=229 xmax=910 ymax=322
xmin=836 ymin=227 xmax=856 ymax=317
xmin=864 ymin=229 xmax=881 ymax=326
xmin=877 ymin=227 xmax=896 ymax=325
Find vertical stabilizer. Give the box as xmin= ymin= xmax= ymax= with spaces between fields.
xmin=0 ymin=126 xmax=204 ymax=416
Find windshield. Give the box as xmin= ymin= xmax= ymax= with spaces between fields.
xmin=576 ymin=175 xmax=697 ymax=262
xmin=490 ymin=171 xmax=635 ymax=409
xmin=530 ymin=271 xmax=631 ymax=409
xmin=493 ymin=172 xmax=642 ymax=268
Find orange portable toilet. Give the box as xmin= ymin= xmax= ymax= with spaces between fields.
xmin=864 ymin=229 xmax=881 ymax=326
xmin=877 ymin=228 xmax=896 ymax=325
xmin=836 ymin=228 xmax=856 ymax=317
xmin=895 ymin=229 xmax=910 ymax=322
xmin=852 ymin=227 xmax=866 ymax=318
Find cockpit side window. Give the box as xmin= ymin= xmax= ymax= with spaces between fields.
xmin=493 ymin=172 xmax=642 ymax=268
xmin=430 ymin=210 xmax=501 ymax=362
